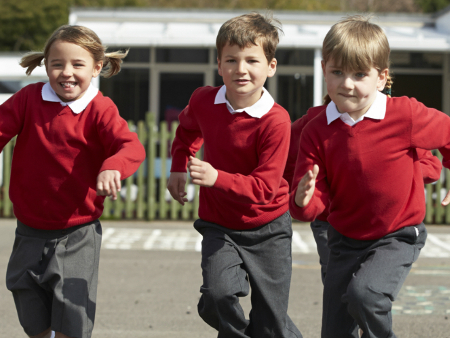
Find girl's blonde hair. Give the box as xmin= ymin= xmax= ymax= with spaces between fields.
xmin=20 ymin=25 xmax=128 ymax=78
xmin=322 ymin=15 xmax=392 ymax=104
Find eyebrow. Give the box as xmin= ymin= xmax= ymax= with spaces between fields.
xmin=49 ymin=58 xmax=87 ymax=62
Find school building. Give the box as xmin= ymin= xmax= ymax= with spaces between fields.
xmin=1 ymin=6 xmax=450 ymax=124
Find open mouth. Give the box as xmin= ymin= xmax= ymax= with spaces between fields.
xmin=60 ymin=82 xmax=77 ymax=89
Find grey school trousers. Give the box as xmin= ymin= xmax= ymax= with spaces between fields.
xmin=322 ymin=223 xmax=427 ymax=338
xmin=194 ymin=212 xmax=302 ymax=338
xmin=310 ymin=219 xmax=330 ymax=284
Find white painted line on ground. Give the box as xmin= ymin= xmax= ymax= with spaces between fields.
xmin=143 ymin=229 xmax=162 ymax=250
xmin=100 ymin=227 xmax=450 ymax=258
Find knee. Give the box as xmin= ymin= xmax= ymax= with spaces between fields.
xmin=345 ymin=282 xmax=391 ymax=317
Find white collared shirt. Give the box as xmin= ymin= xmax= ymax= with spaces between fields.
xmin=326 ymin=91 xmax=387 ymax=126
xmin=214 ymin=85 xmax=275 ymax=118
xmin=41 ymin=82 xmax=99 ymax=114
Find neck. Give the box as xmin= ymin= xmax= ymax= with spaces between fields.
xmin=226 ymin=89 xmax=263 ymax=110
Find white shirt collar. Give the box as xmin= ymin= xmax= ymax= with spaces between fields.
xmin=41 ymin=82 xmax=99 ymax=114
xmin=214 ymin=85 xmax=275 ymax=118
xmin=326 ymin=91 xmax=387 ymax=126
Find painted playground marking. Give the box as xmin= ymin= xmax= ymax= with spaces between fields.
xmin=101 ymin=227 xmax=450 ymax=258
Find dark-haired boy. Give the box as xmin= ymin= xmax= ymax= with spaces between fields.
xmin=168 ymin=12 xmax=301 ymax=338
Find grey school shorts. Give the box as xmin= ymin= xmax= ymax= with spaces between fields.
xmin=6 ymin=219 xmax=102 ymax=338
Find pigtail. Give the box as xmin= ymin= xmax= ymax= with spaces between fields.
xmin=20 ymin=52 xmax=45 ymax=76
xmin=382 ymin=74 xmax=393 ymax=97
xmin=101 ymin=49 xmax=129 ymax=78
xmin=323 ymin=94 xmax=332 ymax=105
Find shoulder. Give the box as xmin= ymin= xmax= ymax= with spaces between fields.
xmin=306 ymin=105 xmax=327 ymax=119
xmin=267 ymin=102 xmax=291 ymax=125
xmin=18 ymin=82 xmax=45 ymax=97
xmin=190 ymin=86 xmax=221 ymax=102
xmin=88 ymin=91 xmax=120 ymax=120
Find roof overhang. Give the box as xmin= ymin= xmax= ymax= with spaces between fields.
xmin=69 ymin=8 xmax=450 ymax=51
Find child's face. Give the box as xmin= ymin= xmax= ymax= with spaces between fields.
xmin=322 ymin=58 xmax=387 ymax=119
xmin=45 ymin=40 xmax=103 ymax=102
xmin=217 ymin=42 xmax=276 ymax=109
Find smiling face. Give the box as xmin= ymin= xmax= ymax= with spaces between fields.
xmin=217 ymin=42 xmax=277 ymax=110
xmin=322 ymin=59 xmax=388 ymax=120
xmin=45 ymin=40 xmax=103 ymax=102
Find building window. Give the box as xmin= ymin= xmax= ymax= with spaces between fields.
xmin=391 ymin=52 xmax=443 ymax=69
xmin=100 ymin=68 xmax=150 ymax=122
xmin=159 ymin=73 xmax=204 ymax=126
xmin=111 ymin=47 xmax=151 ymax=63
xmin=277 ymin=74 xmax=314 ymax=121
xmin=276 ymin=49 xmax=314 ymax=66
xmin=0 ymin=81 xmax=21 ymax=93
xmin=156 ymin=48 xmax=209 ymax=63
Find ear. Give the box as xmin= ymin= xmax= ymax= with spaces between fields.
xmin=267 ymin=58 xmax=277 ymax=78
xmin=92 ymin=61 xmax=103 ymax=78
xmin=217 ymin=57 xmax=223 ymax=76
xmin=377 ymin=68 xmax=388 ymax=91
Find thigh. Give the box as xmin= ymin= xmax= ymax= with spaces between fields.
xmin=6 ymin=229 xmax=53 ymax=336
xmin=195 ymin=220 xmax=249 ymax=297
xmin=51 ymin=220 xmax=102 ymax=338
xmin=349 ymin=224 xmax=427 ymax=301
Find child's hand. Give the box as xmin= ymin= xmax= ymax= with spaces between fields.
xmin=187 ymin=156 xmax=218 ymax=187
xmin=97 ymin=170 xmax=121 ymax=200
xmin=167 ymin=172 xmax=188 ymax=205
xmin=442 ymin=190 xmax=450 ymax=206
xmin=294 ymin=164 xmax=319 ymax=207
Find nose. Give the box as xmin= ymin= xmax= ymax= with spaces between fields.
xmin=236 ymin=61 xmax=247 ymax=75
xmin=62 ymin=65 xmax=73 ymax=77
xmin=341 ymin=76 xmax=354 ymax=89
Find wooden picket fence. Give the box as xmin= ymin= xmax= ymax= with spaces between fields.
xmin=0 ymin=112 xmax=449 ymax=224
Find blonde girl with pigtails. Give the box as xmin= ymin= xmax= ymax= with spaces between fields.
xmin=4 ymin=25 xmax=145 ymax=338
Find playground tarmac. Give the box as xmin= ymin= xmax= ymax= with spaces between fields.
xmin=1 ymin=219 xmax=449 ymax=338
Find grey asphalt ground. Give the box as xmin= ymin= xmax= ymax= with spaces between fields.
xmin=1 ymin=219 xmax=449 ymax=338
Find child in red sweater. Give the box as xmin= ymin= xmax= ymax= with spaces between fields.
xmin=289 ymin=15 xmax=450 ymax=338
xmin=284 ymin=97 xmax=442 ymax=285
xmin=4 ymin=25 xmax=145 ymax=338
xmin=168 ymin=12 xmax=301 ymax=338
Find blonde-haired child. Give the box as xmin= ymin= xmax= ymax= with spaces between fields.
xmin=5 ymin=25 xmax=145 ymax=338
xmin=289 ymin=15 xmax=450 ymax=338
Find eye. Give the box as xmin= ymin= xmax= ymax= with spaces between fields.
xmin=248 ymin=59 xmax=258 ymax=63
xmin=226 ymin=59 xmax=236 ymax=63
xmin=331 ymin=70 xmax=342 ymax=75
xmin=355 ymin=72 xmax=367 ymax=78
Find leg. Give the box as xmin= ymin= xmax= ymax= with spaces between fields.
xmin=241 ymin=212 xmax=302 ymax=338
xmin=51 ymin=221 xmax=102 ymax=338
xmin=6 ymin=228 xmax=53 ymax=336
xmin=321 ymin=227 xmax=360 ymax=338
xmin=195 ymin=220 xmax=250 ymax=338
xmin=310 ymin=220 xmax=330 ymax=284
xmin=343 ymin=224 xmax=427 ymax=338
xmin=29 ymin=328 xmax=52 ymax=338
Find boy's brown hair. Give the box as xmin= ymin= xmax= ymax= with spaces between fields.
xmin=322 ymin=15 xmax=390 ymax=73
xmin=216 ymin=12 xmax=282 ymax=63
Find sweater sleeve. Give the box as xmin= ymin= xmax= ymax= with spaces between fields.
xmin=416 ymin=148 xmax=442 ymax=184
xmin=289 ymin=126 xmax=329 ymax=222
xmin=212 ymin=120 xmax=290 ymax=205
xmin=170 ymin=103 xmax=204 ymax=173
xmin=0 ymin=88 xmax=26 ymax=150
xmin=97 ymin=105 xmax=146 ymax=179
xmin=408 ymin=98 xmax=450 ymax=169
xmin=283 ymin=115 xmax=309 ymax=191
